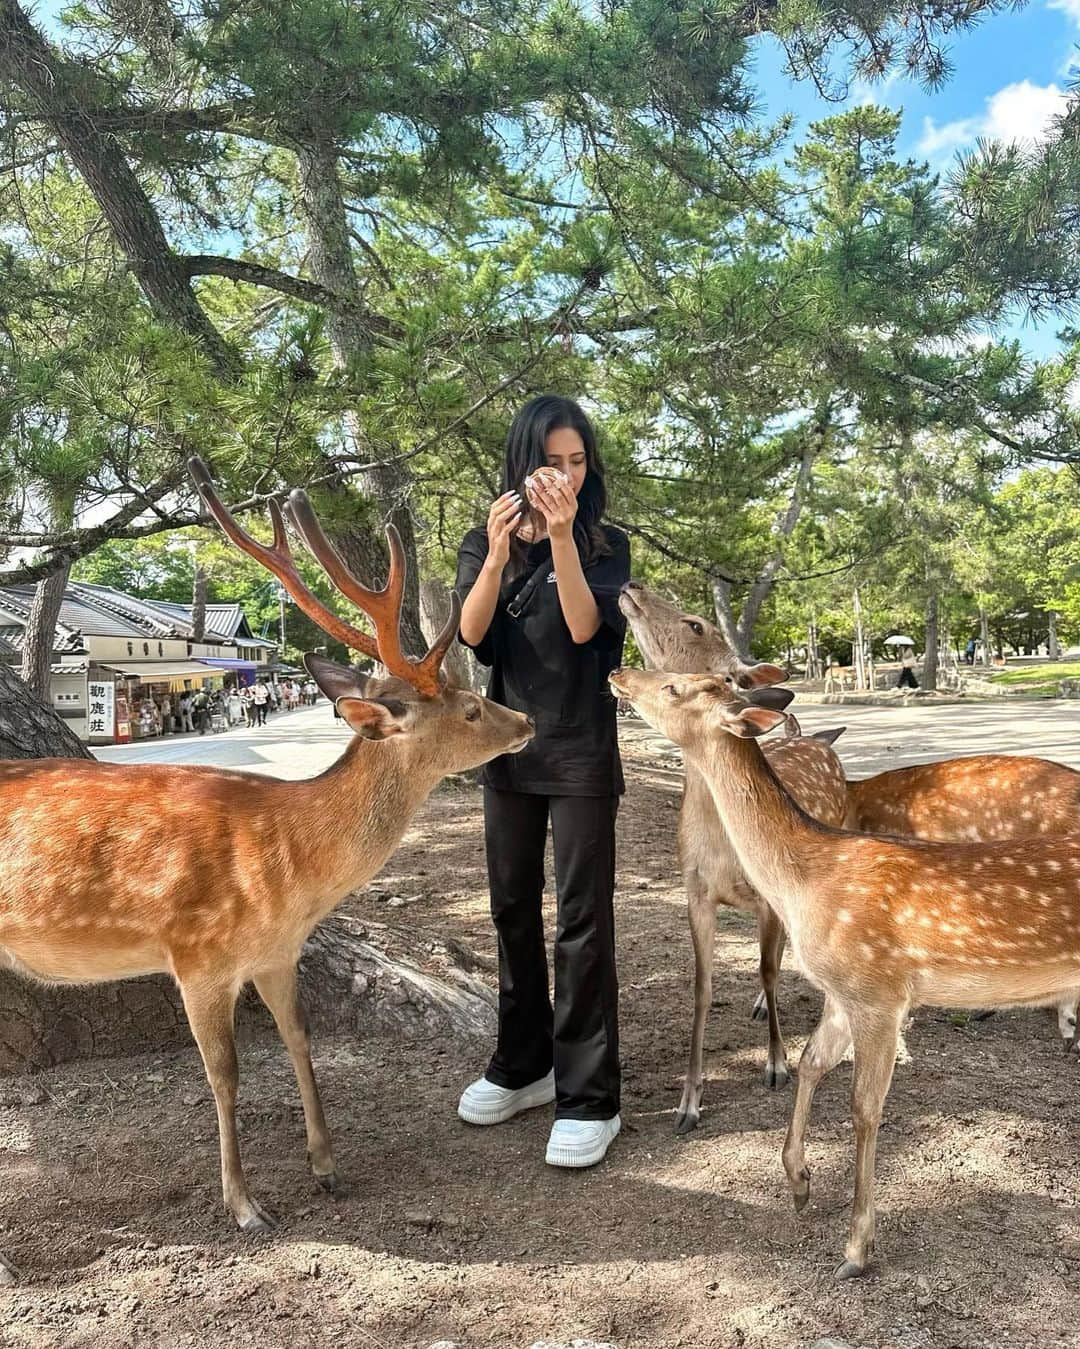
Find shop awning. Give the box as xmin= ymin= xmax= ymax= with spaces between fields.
xmin=99 ymin=660 xmax=223 ymax=682
xmin=198 ymin=657 xmax=258 ymax=670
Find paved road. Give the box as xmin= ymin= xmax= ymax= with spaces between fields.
xmin=624 ymin=696 xmax=1080 ymax=780
xmin=95 ymin=695 xmax=1079 ymax=782
xmin=94 ymin=703 xmax=351 ymax=779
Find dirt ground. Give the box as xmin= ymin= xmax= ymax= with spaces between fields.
xmin=3 ymin=717 xmax=1080 ymax=1349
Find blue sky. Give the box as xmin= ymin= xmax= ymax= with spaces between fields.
xmin=751 ymin=2 xmax=1079 ymax=358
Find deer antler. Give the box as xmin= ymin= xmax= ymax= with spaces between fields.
xmin=285 ymin=489 xmax=459 ymax=698
xmin=188 ymin=458 xmax=459 ymax=698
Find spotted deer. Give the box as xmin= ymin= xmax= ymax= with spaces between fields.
xmin=0 ymin=460 xmax=534 ymax=1286
xmin=846 ymin=756 xmax=1080 ymax=1040
xmin=617 ymin=582 xmax=849 ymax=1128
xmin=610 ymin=665 xmax=1080 ymax=1278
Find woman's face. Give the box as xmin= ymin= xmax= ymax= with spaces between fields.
xmin=543 ymin=426 xmax=588 ymax=496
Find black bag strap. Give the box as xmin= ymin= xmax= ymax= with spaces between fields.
xmin=505 ymin=556 xmax=553 ymax=619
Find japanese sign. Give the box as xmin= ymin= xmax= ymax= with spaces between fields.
xmin=86 ymin=680 xmax=115 ymax=740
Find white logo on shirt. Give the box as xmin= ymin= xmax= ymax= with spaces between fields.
xmin=546 ymin=571 xmax=557 ymax=583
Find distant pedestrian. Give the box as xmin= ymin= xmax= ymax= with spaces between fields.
xmin=178 ymin=692 xmax=194 ymax=733
xmin=252 ymin=679 xmax=270 ymax=726
xmin=964 ymin=638 xmax=976 ymax=666
xmin=897 ymin=648 xmax=919 ymax=689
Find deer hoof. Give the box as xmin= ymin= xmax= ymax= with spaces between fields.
xmin=763 ymin=1058 xmax=790 ymax=1090
xmin=315 ymin=1169 xmax=341 ymax=1194
xmin=674 ymin=1107 xmax=700 ymax=1135
xmin=750 ymin=991 xmax=769 ymax=1022
xmin=238 ymin=1203 xmax=278 ymax=1235
xmin=0 ymin=1254 xmax=18 ymax=1286
xmin=835 ymin=1259 xmax=868 ymax=1281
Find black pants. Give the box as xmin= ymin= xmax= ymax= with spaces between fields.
xmin=897 ymin=667 xmax=918 ymax=688
xmin=483 ymin=788 xmax=620 ymax=1120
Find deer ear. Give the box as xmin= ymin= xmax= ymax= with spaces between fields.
xmin=732 ymin=661 xmax=788 ymax=690
xmin=304 ymin=652 xmax=370 ymax=703
xmin=744 ymin=686 xmax=795 ymax=711
xmin=336 ymin=696 xmax=411 ymax=740
xmin=721 ymin=704 xmax=787 ymax=738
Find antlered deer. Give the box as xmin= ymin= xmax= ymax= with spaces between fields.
xmin=0 ymin=460 xmax=533 ymax=1286
xmin=610 ymin=665 xmax=1080 ymax=1278
xmin=617 ymin=582 xmax=848 ymax=1127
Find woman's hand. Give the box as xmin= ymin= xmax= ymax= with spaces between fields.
xmin=484 ymin=490 xmax=523 ymax=569
xmin=529 ymin=473 xmax=578 ymax=540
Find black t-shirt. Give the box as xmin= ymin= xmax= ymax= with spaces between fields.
xmin=455 ymin=524 xmax=630 ymax=797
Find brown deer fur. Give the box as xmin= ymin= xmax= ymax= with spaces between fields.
xmin=846 ymin=755 xmax=1080 ymax=1038
xmin=610 ymin=665 xmax=1080 ymax=1278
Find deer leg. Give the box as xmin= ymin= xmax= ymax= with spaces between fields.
xmin=782 ymin=995 xmax=851 ymax=1214
xmin=675 ymin=885 xmax=716 ymax=1135
xmin=1057 ymin=994 xmax=1078 ymax=1044
xmin=0 ymin=1251 xmax=17 ymax=1287
xmin=180 ymin=978 xmax=275 ymax=1233
xmin=756 ymin=906 xmax=789 ymax=1090
xmin=253 ymin=965 xmax=338 ymax=1192
xmin=837 ymin=1008 xmax=904 ymax=1280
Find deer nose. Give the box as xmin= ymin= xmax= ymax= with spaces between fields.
xmin=525 ymin=715 xmax=535 ymax=731
xmin=620 ymin=580 xmax=642 ymax=594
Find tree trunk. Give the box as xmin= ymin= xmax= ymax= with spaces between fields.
xmin=0 ymin=660 xmax=90 ymax=761
xmin=420 ymin=578 xmax=478 ymax=690
xmin=980 ymin=605 xmax=990 ymax=667
xmin=923 ymin=590 xmax=940 ymax=692
xmin=295 ymin=141 xmax=426 ymax=657
xmin=1049 ymin=611 xmax=1061 ymax=660
xmin=734 ymin=408 xmax=826 ymax=652
xmin=852 ymin=586 xmax=867 ymax=690
xmin=191 ymin=564 xmax=207 ymax=643
xmin=0 ymin=912 xmax=495 ymax=1076
xmin=805 ymin=610 xmax=821 ymax=681
xmin=710 ymin=578 xmax=749 ymax=659
xmin=0 ymin=0 xmax=235 ymax=376
xmin=19 ymin=560 xmax=70 ymax=701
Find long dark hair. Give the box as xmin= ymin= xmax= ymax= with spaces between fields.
xmin=499 ymin=394 xmax=611 ymax=577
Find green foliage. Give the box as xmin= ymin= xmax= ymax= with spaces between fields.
xmin=2 ymin=0 xmax=1079 ymax=675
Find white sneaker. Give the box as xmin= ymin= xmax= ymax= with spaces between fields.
xmin=457 ymin=1069 xmax=555 ymax=1125
xmin=545 ymin=1115 xmax=621 ymax=1168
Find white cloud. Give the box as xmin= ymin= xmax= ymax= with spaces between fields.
xmin=1049 ymin=0 xmax=1080 ymax=25
xmin=918 ymin=80 xmax=1069 ymax=161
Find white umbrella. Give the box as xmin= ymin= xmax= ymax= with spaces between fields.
xmin=883 ymin=634 xmax=915 ymax=647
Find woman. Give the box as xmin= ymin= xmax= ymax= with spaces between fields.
xmin=455 ymin=394 xmax=630 ymax=1169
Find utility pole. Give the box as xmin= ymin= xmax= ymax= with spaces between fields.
xmin=277 ymin=584 xmax=287 ymax=653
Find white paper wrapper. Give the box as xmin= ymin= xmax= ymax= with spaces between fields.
xmin=524 ymin=468 xmax=569 ymax=494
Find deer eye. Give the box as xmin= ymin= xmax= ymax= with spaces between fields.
xmin=465 ymin=703 xmax=482 ymax=722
